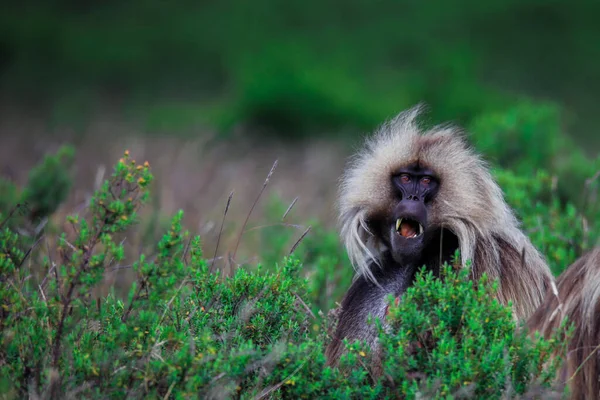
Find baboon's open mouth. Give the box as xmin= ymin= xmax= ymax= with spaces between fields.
xmin=396 ymin=218 xmax=424 ymax=239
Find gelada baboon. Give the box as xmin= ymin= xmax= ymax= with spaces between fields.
xmin=528 ymin=247 xmax=600 ymax=400
xmin=326 ymin=105 xmax=555 ymax=366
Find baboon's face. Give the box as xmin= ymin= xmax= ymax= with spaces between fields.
xmin=374 ymin=162 xmax=440 ymax=266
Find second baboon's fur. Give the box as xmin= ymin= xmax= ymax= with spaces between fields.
xmin=528 ymin=247 xmax=600 ymax=400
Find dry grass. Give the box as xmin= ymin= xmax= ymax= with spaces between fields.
xmin=0 ymin=108 xmax=354 ymax=290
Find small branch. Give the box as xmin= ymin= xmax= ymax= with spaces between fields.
xmin=59 ymin=237 xmax=78 ymax=252
xmin=254 ymin=359 xmax=307 ymax=400
xmin=108 ymin=264 xmax=134 ymax=272
xmin=282 ymin=197 xmax=298 ymax=221
xmin=231 ymin=160 xmax=278 ymax=264
xmin=211 ymin=190 xmax=234 ymax=271
xmin=162 ymin=382 xmax=177 ymax=400
xmin=18 ymin=234 xmax=45 ymax=268
xmin=294 ymin=292 xmax=316 ymax=320
xmin=182 ymin=236 xmax=193 ymax=265
xmin=243 ymin=223 xmax=305 ymax=233
xmin=0 ymin=202 xmax=27 ymax=229
xmin=156 ymin=278 xmax=189 ymax=328
xmin=121 ymin=282 xmax=145 ymax=323
xmin=567 ymin=343 xmax=600 ymax=383
xmin=204 ymin=256 xmax=223 ymax=265
xmin=38 ymin=284 xmax=48 ymax=304
xmin=52 ymin=227 xmax=103 ymax=369
xmin=289 ymin=226 xmax=312 ymax=255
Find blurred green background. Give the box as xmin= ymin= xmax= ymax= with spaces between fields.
xmin=1 ymin=0 xmax=599 ymax=145
xmin=0 ymin=0 xmax=599 ymax=277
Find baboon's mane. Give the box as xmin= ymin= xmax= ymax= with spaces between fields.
xmin=338 ymin=105 xmax=554 ymax=319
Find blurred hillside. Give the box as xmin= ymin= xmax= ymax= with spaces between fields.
xmin=0 ymin=0 xmax=599 ymax=264
xmin=0 ymin=0 xmax=599 ymax=143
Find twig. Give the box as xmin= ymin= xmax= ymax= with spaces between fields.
xmin=104 ymin=237 xmax=127 ymax=269
xmin=289 ymin=226 xmax=311 ymax=255
xmin=108 ymin=264 xmax=134 ymax=272
xmin=0 ymin=202 xmax=26 ymax=229
xmin=204 ymin=256 xmax=224 ymax=265
xmin=38 ymin=284 xmax=48 ymax=304
xmin=243 ymin=222 xmax=305 ymax=233
xmin=231 ymin=160 xmax=278 ymax=263
xmin=294 ymin=292 xmax=316 ymax=320
xmin=42 ymin=238 xmax=57 ymax=288
xmin=121 ymin=282 xmax=144 ymax=323
xmin=211 ymin=190 xmax=234 ymax=271
xmin=156 ymin=278 xmax=189 ymax=328
xmin=59 ymin=237 xmax=78 ymax=252
xmin=18 ymin=234 xmax=45 ymax=268
xmin=52 ymin=228 xmax=103 ymax=369
xmin=282 ymin=197 xmax=298 ymax=221
xmin=254 ymin=360 xmax=307 ymax=400
xmin=182 ymin=235 xmax=193 ymax=265
xmin=162 ymin=382 xmax=177 ymax=400
xmin=567 ymin=343 xmax=600 ymax=383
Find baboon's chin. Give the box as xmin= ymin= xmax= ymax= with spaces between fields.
xmin=389 ymin=226 xmax=426 ymax=267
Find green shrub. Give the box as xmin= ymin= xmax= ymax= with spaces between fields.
xmin=470 ymin=101 xmax=600 ymax=218
xmin=470 ymin=101 xmax=565 ymax=170
xmin=20 ymin=145 xmax=75 ymax=222
xmin=0 ymin=150 xmax=571 ymax=399
xmin=380 ymin=260 xmax=570 ymax=399
xmin=495 ymin=168 xmax=599 ymax=275
xmin=0 ymin=145 xmax=74 ymax=227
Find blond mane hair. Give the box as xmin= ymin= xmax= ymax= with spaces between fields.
xmin=338 ymin=105 xmax=554 ymax=319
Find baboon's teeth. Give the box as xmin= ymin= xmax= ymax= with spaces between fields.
xmin=419 ymin=224 xmax=424 ymax=236
xmin=396 ymin=218 xmax=402 ymax=231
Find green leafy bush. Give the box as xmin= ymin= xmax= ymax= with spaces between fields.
xmin=495 ymin=168 xmax=599 ymax=275
xmin=0 ymin=150 xmax=571 ymax=399
xmin=380 ymin=260 xmax=570 ymax=398
xmin=0 ymin=145 xmax=74 ymax=228
xmin=470 ymin=101 xmax=600 ymax=218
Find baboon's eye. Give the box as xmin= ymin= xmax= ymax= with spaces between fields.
xmin=400 ymin=174 xmax=411 ymax=183
xmin=421 ymin=176 xmax=431 ymax=185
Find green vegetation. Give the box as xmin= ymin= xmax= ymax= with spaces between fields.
xmin=1 ymin=1 xmax=599 ymax=397
xmin=0 ymin=142 xmax=590 ymax=399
